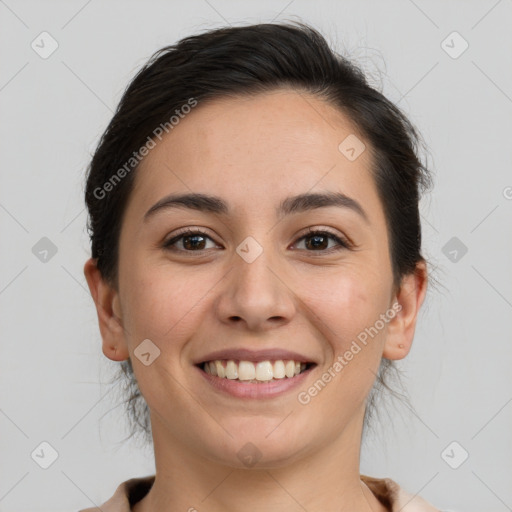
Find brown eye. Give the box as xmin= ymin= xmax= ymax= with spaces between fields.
xmin=294 ymin=229 xmax=350 ymax=252
xmin=181 ymin=234 xmax=207 ymax=250
xmin=163 ymin=229 xmax=217 ymax=252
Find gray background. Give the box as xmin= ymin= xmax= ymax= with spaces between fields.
xmin=1 ymin=0 xmax=511 ymax=511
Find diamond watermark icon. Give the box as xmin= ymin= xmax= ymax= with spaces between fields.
xmin=441 ymin=31 xmax=469 ymax=59
xmin=237 ymin=442 xmax=262 ymax=467
xmin=32 ymin=237 xmax=58 ymax=263
xmin=441 ymin=441 xmax=469 ymax=469
xmin=134 ymin=338 xmax=161 ymax=366
xmin=31 ymin=441 xmax=59 ymax=469
xmin=236 ymin=236 xmax=263 ymax=263
xmin=338 ymin=134 xmax=366 ymax=161
xmin=441 ymin=236 xmax=468 ymax=263
xmin=31 ymin=31 xmax=59 ymax=59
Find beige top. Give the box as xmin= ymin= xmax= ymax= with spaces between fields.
xmin=78 ymin=474 xmax=441 ymax=511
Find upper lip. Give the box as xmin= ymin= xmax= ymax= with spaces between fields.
xmin=194 ymin=348 xmax=316 ymax=365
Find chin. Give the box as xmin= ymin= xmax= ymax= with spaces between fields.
xmin=204 ymin=419 xmax=312 ymax=470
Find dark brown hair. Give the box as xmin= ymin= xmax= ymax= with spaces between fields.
xmin=85 ymin=21 xmax=433 ymax=445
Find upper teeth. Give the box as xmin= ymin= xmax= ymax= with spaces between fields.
xmin=203 ymin=360 xmax=307 ymax=381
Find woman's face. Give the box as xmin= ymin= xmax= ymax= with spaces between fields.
xmin=92 ymin=89 xmax=421 ymax=467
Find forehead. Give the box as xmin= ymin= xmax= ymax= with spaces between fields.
xmin=130 ymin=89 xmax=382 ymax=223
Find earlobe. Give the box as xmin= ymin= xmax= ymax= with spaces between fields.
xmin=83 ymin=258 xmax=130 ymax=361
xmin=102 ymin=343 xmax=127 ymax=362
xmin=382 ymin=262 xmax=428 ymax=360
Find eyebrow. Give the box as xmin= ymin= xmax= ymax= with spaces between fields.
xmin=144 ymin=191 xmax=369 ymax=223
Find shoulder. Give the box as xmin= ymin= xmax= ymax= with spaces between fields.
xmin=78 ymin=475 xmax=155 ymax=512
xmin=360 ymin=474 xmax=441 ymax=512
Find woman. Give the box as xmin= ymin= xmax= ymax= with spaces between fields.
xmin=81 ymin=21 xmax=440 ymax=511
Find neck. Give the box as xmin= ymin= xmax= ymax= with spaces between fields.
xmin=133 ymin=412 xmax=387 ymax=512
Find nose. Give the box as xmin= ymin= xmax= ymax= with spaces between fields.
xmin=215 ymin=241 xmax=296 ymax=332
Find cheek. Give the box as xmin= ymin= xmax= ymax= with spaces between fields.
xmin=305 ymin=269 xmax=389 ymax=357
xmin=118 ymin=262 xmax=210 ymax=348
xmin=295 ymin=273 xmax=389 ymax=429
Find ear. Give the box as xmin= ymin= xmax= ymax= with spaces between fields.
xmin=382 ymin=261 xmax=428 ymax=360
xmin=83 ymin=258 xmax=129 ymax=361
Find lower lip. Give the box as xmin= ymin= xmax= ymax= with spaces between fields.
xmin=196 ymin=365 xmax=315 ymax=399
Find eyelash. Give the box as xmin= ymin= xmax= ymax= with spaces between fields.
xmin=162 ymin=227 xmax=352 ymax=255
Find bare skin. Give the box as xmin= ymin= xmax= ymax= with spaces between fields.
xmin=84 ymin=89 xmax=427 ymax=512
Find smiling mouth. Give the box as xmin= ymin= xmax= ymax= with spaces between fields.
xmin=198 ymin=359 xmax=316 ymax=383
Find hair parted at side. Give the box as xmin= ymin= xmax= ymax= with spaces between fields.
xmin=85 ymin=21 xmax=434 ymax=446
